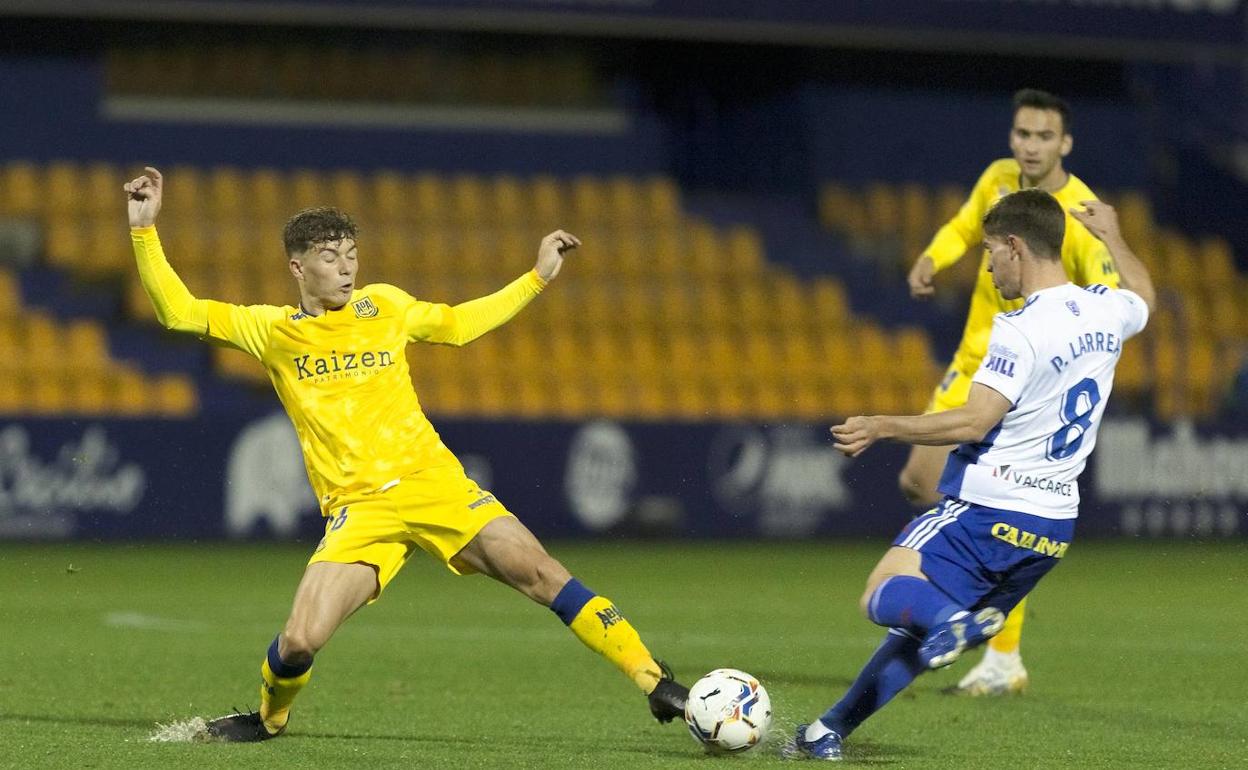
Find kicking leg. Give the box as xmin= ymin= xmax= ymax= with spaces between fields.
xmin=207 ymin=561 xmax=377 ymax=741
xmin=452 ymin=515 xmax=688 ymax=722
xmin=785 ymin=629 xmax=927 ymax=760
xmin=859 ymin=546 xmax=962 ymax=633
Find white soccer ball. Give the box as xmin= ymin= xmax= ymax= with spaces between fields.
xmin=684 ymin=668 xmax=773 ymax=754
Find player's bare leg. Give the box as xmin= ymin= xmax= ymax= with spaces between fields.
xmin=206 ymin=561 xmax=377 ymax=742
xmin=452 ymin=516 xmax=689 ymax=722
xmin=897 ymin=443 xmax=953 ymax=509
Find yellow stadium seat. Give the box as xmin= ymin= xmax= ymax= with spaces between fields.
xmin=449 ymin=175 xmax=487 ymax=226
xmin=44 ymin=221 xmax=86 ymax=271
xmin=0 ymin=374 xmax=24 ymax=413
xmin=1198 ymin=238 xmax=1235 ymax=280
xmin=1 ymin=161 xmax=40 ymax=217
xmin=71 ymin=377 xmax=112 ymax=414
xmin=491 ymin=176 xmax=527 ymax=227
xmin=933 ymin=185 xmax=966 ymax=224
xmin=86 ymin=219 xmax=130 ymax=274
xmin=153 ymin=374 xmax=199 ymax=416
xmin=372 ymin=170 xmax=410 ymax=222
xmin=165 ymin=165 xmax=206 ymax=213
xmin=327 ymin=170 xmax=366 ymax=215
xmin=30 ymin=376 xmax=72 ymax=415
xmin=570 ymin=176 xmax=608 ymax=227
xmin=687 ymin=221 xmax=720 ymax=277
xmin=65 ymin=319 xmax=110 ymax=370
xmin=245 ymin=168 xmax=288 ymax=218
xmin=811 ymin=278 xmax=849 ymax=325
xmin=46 ymin=160 xmax=82 ymax=217
xmin=207 ymin=166 xmax=246 ymax=218
xmin=82 ymin=162 xmax=121 ymax=217
xmin=819 ymin=183 xmax=859 ymax=232
xmin=289 ymin=168 xmax=326 ymax=212
xmin=0 ymin=270 xmax=19 ymax=309
xmin=643 ymin=177 xmax=680 ymax=224
xmin=530 ymin=176 xmax=565 ymax=223
xmin=863 ymin=182 xmax=902 ymax=240
xmin=606 ymin=176 xmax=643 ymax=226
xmin=725 ymin=227 xmax=764 ymax=275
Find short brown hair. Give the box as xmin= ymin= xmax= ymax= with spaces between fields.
xmin=1013 ymin=88 xmax=1072 ymax=135
xmin=983 ymin=189 xmax=1065 ymax=260
xmin=283 ymin=207 xmax=358 ymax=256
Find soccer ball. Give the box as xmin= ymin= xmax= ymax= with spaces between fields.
xmin=684 ymin=668 xmax=772 ymax=754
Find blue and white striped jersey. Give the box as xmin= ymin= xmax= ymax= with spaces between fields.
xmin=937 ymin=283 xmax=1149 ymax=519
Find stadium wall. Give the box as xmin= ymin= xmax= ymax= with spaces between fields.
xmin=0 ymin=54 xmax=1149 ymax=191
xmin=2 ymin=413 xmax=1242 ymax=543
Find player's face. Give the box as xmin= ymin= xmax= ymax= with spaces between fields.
xmin=291 ymin=238 xmax=358 ymax=310
xmin=1009 ymin=107 xmax=1072 ymax=187
xmin=984 ymin=234 xmax=1023 ymax=300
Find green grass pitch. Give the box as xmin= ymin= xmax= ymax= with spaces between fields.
xmin=1 ymin=540 xmax=1244 ymax=768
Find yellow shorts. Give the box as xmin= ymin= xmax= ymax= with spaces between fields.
xmin=926 ymin=365 xmax=974 ymax=414
xmin=308 ymin=464 xmax=513 ymax=599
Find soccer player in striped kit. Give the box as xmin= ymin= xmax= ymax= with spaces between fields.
xmin=901 ymin=89 xmax=1121 ymax=695
xmin=786 ymin=189 xmax=1154 ymax=761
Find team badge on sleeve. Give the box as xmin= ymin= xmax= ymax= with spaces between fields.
xmin=352 ymin=297 xmax=379 ymax=318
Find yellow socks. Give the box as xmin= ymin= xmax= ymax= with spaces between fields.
xmin=989 ymin=598 xmax=1026 ymax=654
xmin=552 ymin=579 xmax=664 ymax=694
xmin=258 ymin=636 xmax=313 ymax=734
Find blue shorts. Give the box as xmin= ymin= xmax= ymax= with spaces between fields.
xmin=893 ymin=498 xmax=1076 ymax=614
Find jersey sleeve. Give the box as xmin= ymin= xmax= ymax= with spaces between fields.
xmin=202 ymin=301 xmax=284 ymax=359
xmin=971 ymin=316 xmax=1036 ymax=405
xmin=1108 ymin=288 xmax=1150 ymax=340
xmin=924 ymin=162 xmax=1000 ymax=273
xmin=404 ymin=271 xmax=545 ymax=345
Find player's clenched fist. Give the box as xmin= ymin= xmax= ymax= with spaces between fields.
xmin=907 ymin=255 xmax=936 ymax=299
xmin=534 ymin=229 xmax=582 ymax=282
xmin=123 ymin=166 xmax=164 ymax=228
xmin=831 ymin=415 xmax=882 ymax=458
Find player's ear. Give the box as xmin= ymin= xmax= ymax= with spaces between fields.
xmin=289 ymin=255 xmax=304 ymax=280
xmin=1060 ymin=133 xmax=1073 ymax=158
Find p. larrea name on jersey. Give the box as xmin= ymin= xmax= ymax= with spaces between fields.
xmin=1048 ymin=289 xmax=1124 ymax=373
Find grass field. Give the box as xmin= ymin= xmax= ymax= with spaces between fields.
xmin=1 ymin=540 xmax=1244 ymax=769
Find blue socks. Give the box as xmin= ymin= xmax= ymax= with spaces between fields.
xmin=267 ymin=635 xmax=313 ymax=678
xmin=549 ymin=577 xmax=596 ymax=625
xmin=818 ymin=630 xmax=927 ymax=739
xmin=866 ymin=576 xmax=961 ymax=632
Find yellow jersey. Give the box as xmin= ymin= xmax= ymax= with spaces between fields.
xmin=131 ymin=225 xmax=544 ymax=512
xmin=925 ymin=158 xmax=1120 ymax=375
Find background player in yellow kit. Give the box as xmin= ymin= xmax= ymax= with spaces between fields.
xmin=124 ymin=166 xmax=689 ymax=742
xmin=899 ymin=90 xmax=1120 ymax=696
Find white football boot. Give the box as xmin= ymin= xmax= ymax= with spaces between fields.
xmin=948 ymin=649 xmax=1029 ymax=696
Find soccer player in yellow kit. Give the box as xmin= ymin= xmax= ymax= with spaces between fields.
xmin=124 ymin=166 xmax=689 ymax=741
xmin=899 ymin=90 xmax=1120 ymax=696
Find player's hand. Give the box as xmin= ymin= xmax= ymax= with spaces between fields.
xmin=831 ymin=416 xmax=880 ymax=458
xmin=534 ymin=229 xmax=581 ymax=283
xmin=124 ymin=166 xmax=163 ymax=228
xmin=1069 ymin=200 xmax=1123 ymax=245
xmin=907 ymin=255 xmax=936 ymax=299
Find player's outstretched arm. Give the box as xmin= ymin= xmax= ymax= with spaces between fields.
xmin=831 ymin=384 xmax=1011 ymax=457
xmin=125 ymin=166 xmax=211 ymax=335
xmin=419 ymin=231 xmax=581 ymax=346
xmin=1070 ymin=200 xmax=1156 ymax=313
